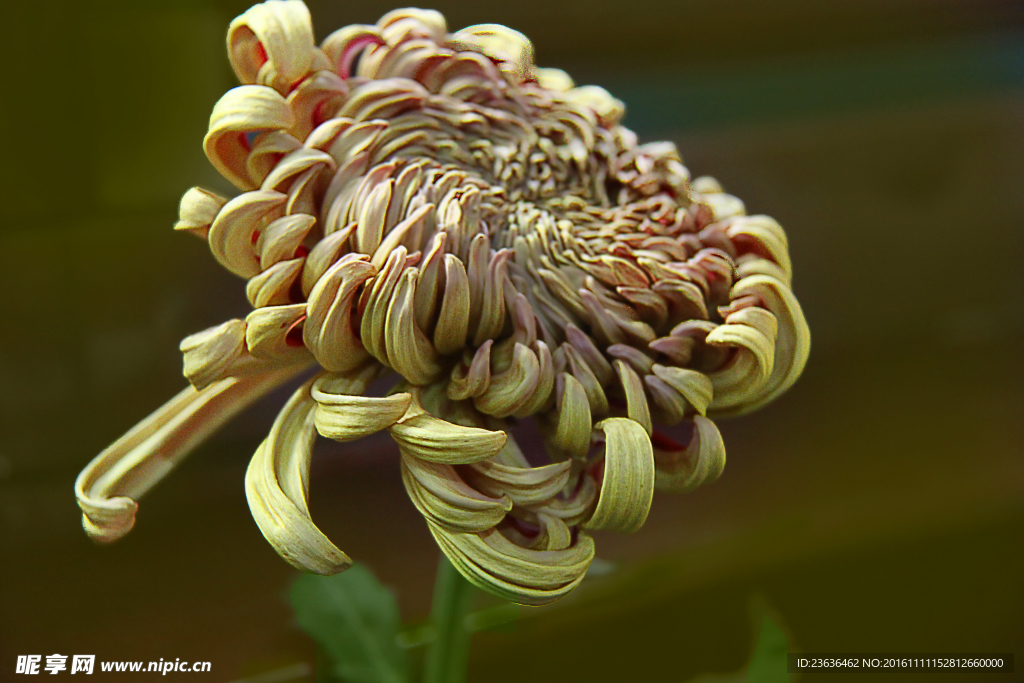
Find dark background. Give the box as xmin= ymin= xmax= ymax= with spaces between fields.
xmin=1 ymin=1 xmax=1022 ymax=681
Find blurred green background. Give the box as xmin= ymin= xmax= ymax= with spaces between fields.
xmin=1 ymin=0 xmax=1022 ymax=681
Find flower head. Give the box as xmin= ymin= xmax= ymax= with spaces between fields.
xmin=76 ymin=1 xmax=809 ymax=605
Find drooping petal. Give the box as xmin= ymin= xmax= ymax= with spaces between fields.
xmin=245 ymin=377 xmax=352 ymax=575
xmin=76 ymin=365 xmax=303 ymax=544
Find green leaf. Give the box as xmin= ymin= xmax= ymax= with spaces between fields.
xmin=290 ymin=564 xmax=409 ymax=683
xmin=745 ymin=613 xmax=790 ymax=683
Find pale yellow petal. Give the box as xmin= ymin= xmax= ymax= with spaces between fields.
xmin=76 ymin=366 xmax=301 ymax=543
xmin=245 ymin=378 xmax=352 ymax=575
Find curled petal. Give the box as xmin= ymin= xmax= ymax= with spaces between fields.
xmin=534 ymin=472 xmax=598 ymax=526
xmin=246 ymin=257 xmax=304 ymax=308
xmin=448 ymin=24 xmax=534 ymax=82
xmin=561 ymin=343 xmax=609 ymax=416
xmin=726 ymin=215 xmax=792 ymax=284
xmin=260 ymin=147 xmax=335 ymax=194
xmin=76 ymin=366 xmax=302 ymax=544
xmin=651 ymin=365 xmax=714 ymax=416
xmin=204 ymin=86 xmax=294 ymax=190
xmin=653 ymin=416 xmax=726 ymax=492
xmin=359 ymin=246 xmax=407 ymax=363
xmin=174 ymin=187 xmax=227 ymax=240
xmin=713 ymin=275 xmax=811 ymax=416
xmin=447 ymin=340 xmax=492 ymax=401
xmin=389 ymin=397 xmax=506 ymax=464
xmin=321 ymin=25 xmax=385 ymax=79
xmin=565 ymin=85 xmax=624 ymax=126
xmin=474 ymin=342 xmax=540 ymax=418
xmin=462 ymin=456 xmax=572 ymax=506
xmin=429 ymin=522 xmax=594 ymax=606
xmin=286 ymin=70 xmax=348 ymax=140
xmin=180 ymin=319 xmax=265 ymax=390
xmin=511 ymin=340 xmax=554 ymax=418
xmin=300 ymin=227 xmax=353 ymax=296
xmin=313 ymin=376 xmax=412 ymax=442
xmin=304 ymin=254 xmax=376 ymax=373
xmin=433 ymin=254 xmax=471 ymax=355
xmin=401 ymin=450 xmax=512 ymax=532
xmin=545 ymin=372 xmax=592 ymax=459
xmin=413 ymin=231 xmax=446 ymax=332
xmin=564 ymin=323 xmax=613 ymax=384
xmin=536 ymin=67 xmax=574 ymax=92
xmin=245 ymin=303 xmax=311 ymax=362
xmin=614 ymin=359 xmax=652 ymax=436
xmin=385 ymin=269 xmax=444 ymax=384
xmin=245 ymin=378 xmax=352 ymax=575
xmin=228 ymin=0 xmax=316 ymax=93
xmin=705 ymin=306 xmax=778 ymax=410
xmin=246 ymin=131 xmax=302 ymax=187
xmin=208 ymin=190 xmax=287 ymax=278
xmin=584 ymin=418 xmax=654 ymax=534
xmin=257 ymin=213 xmax=316 ymax=269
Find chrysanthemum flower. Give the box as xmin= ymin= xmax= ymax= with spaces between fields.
xmin=76 ymin=0 xmax=809 ymax=605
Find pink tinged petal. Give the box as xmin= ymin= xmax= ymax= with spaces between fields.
xmin=447 ymin=340 xmax=492 ymax=401
xmin=208 ymin=190 xmax=288 ymax=279
xmin=321 ymin=25 xmax=384 ymax=79
xmin=76 ymin=365 xmax=302 ymax=544
xmin=710 ymin=274 xmax=810 ymax=416
xmin=204 ymin=86 xmax=295 ymax=190
xmin=303 ymin=253 xmax=376 ymax=373
xmin=228 ymin=0 xmax=316 ymax=94
xmin=286 ymin=70 xmax=349 ymax=140
xmin=653 ymin=416 xmax=726 ymax=492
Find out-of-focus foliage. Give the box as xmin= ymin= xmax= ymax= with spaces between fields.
xmin=291 ymin=565 xmax=408 ymax=683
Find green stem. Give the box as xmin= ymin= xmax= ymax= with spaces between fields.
xmin=423 ymin=556 xmax=476 ymax=683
